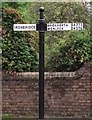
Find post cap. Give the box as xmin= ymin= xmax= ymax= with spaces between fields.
xmin=39 ymin=7 xmax=44 ymax=12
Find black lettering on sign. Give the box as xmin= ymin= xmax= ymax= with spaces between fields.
xmin=23 ymin=26 xmax=24 ymax=29
xmin=15 ymin=26 xmax=17 ymax=29
xmin=18 ymin=26 xmax=20 ymax=29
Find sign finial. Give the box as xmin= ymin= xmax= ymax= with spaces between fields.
xmin=39 ymin=7 xmax=44 ymax=12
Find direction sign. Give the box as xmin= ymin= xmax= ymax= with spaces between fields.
xmin=47 ymin=23 xmax=83 ymax=31
xmin=13 ymin=23 xmax=83 ymax=31
xmin=13 ymin=24 xmax=36 ymax=31
xmin=47 ymin=23 xmax=71 ymax=31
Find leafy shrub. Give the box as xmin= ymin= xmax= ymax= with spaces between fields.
xmin=45 ymin=30 xmax=91 ymax=72
xmin=2 ymin=8 xmax=39 ymax=72
xmin=2 ymin=3 xmax=91 ymax=72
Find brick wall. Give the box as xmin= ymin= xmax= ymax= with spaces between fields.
xmin=2 ymin=63 xmax=91 ymax=118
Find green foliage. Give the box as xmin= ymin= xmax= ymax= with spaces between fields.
xmin=2 ymin=2 xmax=32 ymax=23
xmin=2 ymin=3 xmax=39 ymax=72
xmin=30 ymin=2 xmax=91 ymax=71
xmin=2 ymin=2 xmax=91 ymax=72
xmin=2 ymin=114 xmax=15 ymax=118
xmin=30 ymin=2 xmax=90 ymax=41
xmin=45 ymin=30 xmax=91 ymax=72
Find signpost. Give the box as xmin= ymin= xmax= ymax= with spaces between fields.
xmin=13 ymin=7 xmax=83 ymax=119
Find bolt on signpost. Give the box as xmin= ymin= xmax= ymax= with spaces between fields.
xmin=13 ymin=7 xmax=83 ymax=119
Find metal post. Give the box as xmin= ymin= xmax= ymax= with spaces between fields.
xmin=13 ymin=6 xmax=83 ymax=120
xmin=39 ymin=31 xmax=44 ymax=119
xmin=36 ymin=7 xmax=47 ymax=119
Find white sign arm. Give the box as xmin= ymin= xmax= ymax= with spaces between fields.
xmin=13 ymin=24 xmax=36 ymax=31
xmin=47 ymin=23 xmax=83 ymax=31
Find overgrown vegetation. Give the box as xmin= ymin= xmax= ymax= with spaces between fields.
xmin=45 ymin=30 xmax=91 ymax=71
xmin=2 ymin=2 xmax=92 ymax=72
xmin=2 ymin=3 xmax=39 ymax=72
xmin=2 ymin=114 xmax=15 ymax=118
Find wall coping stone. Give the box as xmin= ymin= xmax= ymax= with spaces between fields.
xmin=2 ymin=63 xmax=91 ymax=80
